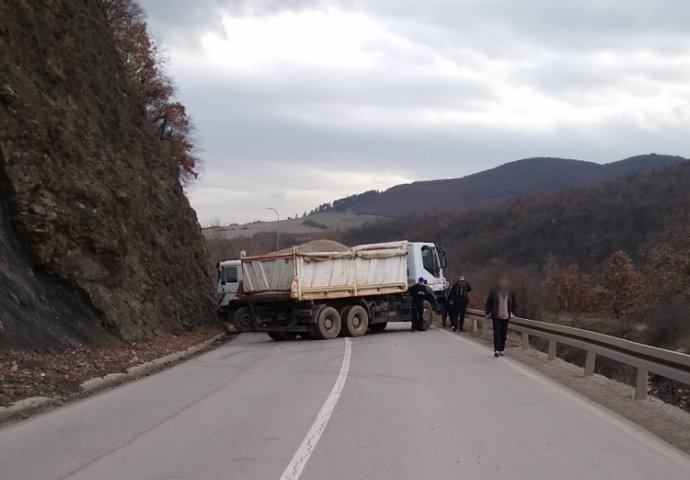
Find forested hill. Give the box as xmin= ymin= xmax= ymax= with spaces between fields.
xmin=329 ymin=154 xmax=687 ymax=218
xmin=343 ymin=160 xmax=690 ymax=273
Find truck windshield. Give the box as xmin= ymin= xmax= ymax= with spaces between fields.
xmin=222 ymin=266 xmax=238 ymax=283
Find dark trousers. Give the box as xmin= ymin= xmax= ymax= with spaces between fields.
xmin=452 ymin=303 xmax=467 ymax=330
xmin=411 ymin=302 xmax=424 ymax=330
xmin=492 ymin=317 xmax=509 ymax=351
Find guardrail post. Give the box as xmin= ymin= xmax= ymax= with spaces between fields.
xmin=547 ymin=340 xmax=557 ymax=360
xmin=584 ymin=351 xmax=596 ymax=376
xmin=635 ymin=369 xmax=648 ymax=400
xmin=481 ymin=317 xmax=489 ymax=339
xmin=521 ymin=332 xmax=529 ymax=350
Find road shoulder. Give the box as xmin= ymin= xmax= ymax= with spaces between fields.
xmin=435 ymin=322 xmax=690 ymax=456
xmin=0 ymin=327 xmax=231 ymax=426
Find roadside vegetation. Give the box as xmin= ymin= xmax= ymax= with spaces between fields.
xmin=103 ymin=0 xmax=200 ymax=183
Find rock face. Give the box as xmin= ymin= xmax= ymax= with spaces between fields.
xmin=0 ymin=0 xmax=215 ymax=347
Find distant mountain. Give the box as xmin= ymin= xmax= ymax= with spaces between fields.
xmin=344 ymin=160 xmax=690 ymax=272
xmin=328 ymin=154 xmax=688 ymax=217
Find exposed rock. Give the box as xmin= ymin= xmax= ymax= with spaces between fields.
xmin=0 ymin=0 xmax=215 ymax=347
xmin=0 ymin=85 xmax=17 ymax=105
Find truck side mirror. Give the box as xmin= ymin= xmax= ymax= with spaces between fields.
xmin=438 ymin=247 xmax=448 ymax=269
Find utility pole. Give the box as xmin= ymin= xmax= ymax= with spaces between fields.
xmin=267 ymin=207 xmax=280 ymax=251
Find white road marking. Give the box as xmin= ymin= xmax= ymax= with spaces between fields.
xmin=279 ymin=337 xmax=352 ymax=480
xmin=436 ymin=327 xmax=690 ymax=472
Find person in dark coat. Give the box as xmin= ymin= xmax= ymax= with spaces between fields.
xmin=448 ymin=274 xmax=472 ymax=331
xmin=408 ymin=277 xmax=428 ymax=332
xmin=440 ymin=285 xmax=451 ymax=327
xmin=484 ymin=276 xmax=517 ymax=357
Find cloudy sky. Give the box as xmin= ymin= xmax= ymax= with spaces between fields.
xmin=139 ymin=0 xmax=690 ymax=225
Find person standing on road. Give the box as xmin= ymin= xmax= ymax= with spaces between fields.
xmin=485 ymin=276 xmax=517 ymax=357
xmin=440 ymin=284 xmax=451 ymax=328
xmin=408 ymin=277 xmax=428 ymax=332
xmin=448 ymin=274 xmax=472 ymax=332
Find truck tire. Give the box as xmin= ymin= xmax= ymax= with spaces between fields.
xmin=232 ymin=306 xmax=254 ymax=333
xmin=369 ymin=322 xmax=387 ymax=332
xmin=422 ymin=300 xmax=433 ymax=330
xmin=342 ymin=305 xmax=369 ymax=337
xmin=267 ymin=332 xmax=298 ymax=341
xmin=311 ymin=306 xmax=341 ymax=339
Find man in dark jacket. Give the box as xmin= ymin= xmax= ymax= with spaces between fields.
xmin=408 ymin=277 xmax=428 ymax=332
xmin=448 ymin=274 xmax=472 ymax=332
xmin=440 ymin=285 xmax=451 ymax=327
xmin=484 ymin=276 xmax=517 ymax=357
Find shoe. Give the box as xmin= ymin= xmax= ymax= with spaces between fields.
xmin=499 ymin=351 xmax=505 ymax=357
xmin=452 ymin=328 xmax=457 ymax=332
xmin=494 ymin=351 xmax=500 ymax=358
xmin=458 ymin=329 xmax=464 ymax=332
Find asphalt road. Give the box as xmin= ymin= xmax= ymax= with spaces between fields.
xmin=2 ymin=325 xmax=690 ymax=480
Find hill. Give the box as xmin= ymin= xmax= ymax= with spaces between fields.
xmin=328 ymin=154 xmax=687 ymax=217
xmin=344 ymin=160 xmax=690 ymax=273
xmin=204 ymin=211 xmax=387 ymax=241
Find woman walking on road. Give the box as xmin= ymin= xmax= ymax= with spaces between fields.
xmin=485 ymin=276 xmax=517 ymax=357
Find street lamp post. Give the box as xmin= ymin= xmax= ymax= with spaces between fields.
xmin=267 ymin=207 xmax=280 ymax=251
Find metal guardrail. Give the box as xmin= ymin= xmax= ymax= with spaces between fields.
xmin=465 ymin=309 xmax=690 ymax=400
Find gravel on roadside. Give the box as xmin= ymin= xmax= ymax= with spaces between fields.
xmin=0 ymin=326 xmax=225 ymax=407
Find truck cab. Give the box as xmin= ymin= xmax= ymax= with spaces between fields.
xmin=405 ymin=242 xmax=448 ymax=294
xmin=217 ymin=259 xmax=242 ymax=318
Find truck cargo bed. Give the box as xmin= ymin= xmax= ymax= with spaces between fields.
xmin=240 ymin=242 xmax=408 ymax=301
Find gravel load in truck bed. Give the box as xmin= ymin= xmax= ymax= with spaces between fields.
xmin=272 ymin=239 xmax=350 ymax=255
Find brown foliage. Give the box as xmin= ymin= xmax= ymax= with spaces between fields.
xmin=600 ymin=251 xmax=646 ymax=321
xmin=103 ymin=0 xmax=200 ymax=181
xmin=646 ymin=209 xmax=690 ymax=301
xmin=545 ymin=264 xmax=596 ymax=313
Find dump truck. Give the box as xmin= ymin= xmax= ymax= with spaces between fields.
xmin=228 ymin=241 xmax=448 ymax=340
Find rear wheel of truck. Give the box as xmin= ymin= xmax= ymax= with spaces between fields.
xmin=311 ymin=306 xmax=341 ymax=339
xmin=232 ymin=306 xmax=254 ymax=333
xmin=422 ymin=301 xmax=433 ymax=330
xmin=267 ymin=332 xmax=298 ymax=341
xmin=341 ymin=305 xmax=369 ymax=337
xmin=369 ymin=322 xmax=387 ymax=332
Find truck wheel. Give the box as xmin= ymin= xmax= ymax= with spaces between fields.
xmin=268 ymin=332 xmax=298 ymax=341
xmin=312 ymin=306 xmax=341 ymax=339
xmin=232 ymin=306 xmax=254 ymax=333
xmin=342 ymin=305 xmax=369 ymax=337
xmin=422 ymin=301 xmax=434 ymax=330
xmin=369 ymin=322 xmax=387 ymax=332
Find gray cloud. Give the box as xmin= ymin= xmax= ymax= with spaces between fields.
xmin=139 ymin=0 xmax=690 ymax=224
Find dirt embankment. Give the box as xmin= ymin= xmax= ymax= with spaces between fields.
xmin=0 ymin=326 xmax=225 ymax=408
xmin=0 ymin=0 xmax=215 ymax=348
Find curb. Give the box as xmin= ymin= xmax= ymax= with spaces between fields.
xmin=0 ymin=396 xmax=59 ymax=422
xmin=0 ymin=332 xmax=229 ymax=424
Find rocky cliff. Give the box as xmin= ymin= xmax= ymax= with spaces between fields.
xmin=0 ymin=0 xmax=215 ymax=347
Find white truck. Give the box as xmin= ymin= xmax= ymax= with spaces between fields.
xmin=217 ymin=258 xmax=242 ymax=319
xmin=217 ymin=241 xmax=448 ymax=341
